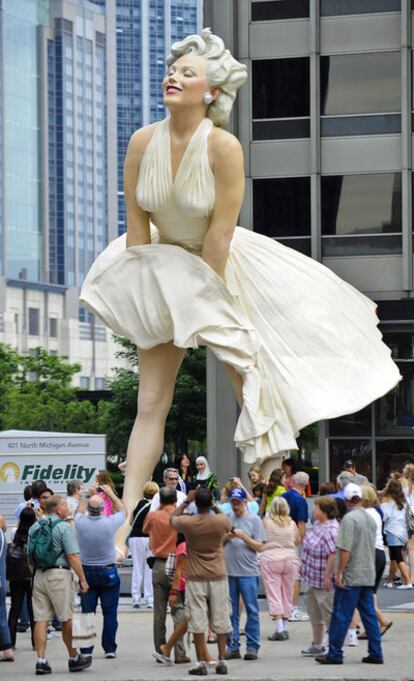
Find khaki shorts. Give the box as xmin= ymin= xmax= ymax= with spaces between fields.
xmin=185 ymin=579 xmax=232 ymax=635
xmin=32 ymin=568 xmax=75 ymax=622
xmin=304 ymin=584 xmax=333 ymax=629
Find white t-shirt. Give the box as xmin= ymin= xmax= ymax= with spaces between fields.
xmin=149 ymin=489 xmax=187 ymax=512
xmin=364 ymin=507 xmax=384 ymax=551
xmin=380 ymin=500 xmax=408 ymax=543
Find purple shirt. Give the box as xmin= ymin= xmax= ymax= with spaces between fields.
xmin=301 ymin=519 xmax=339 ymax=588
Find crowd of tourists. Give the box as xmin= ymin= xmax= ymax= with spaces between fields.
xmin=0 ymin=458 xmax=413 ymax=675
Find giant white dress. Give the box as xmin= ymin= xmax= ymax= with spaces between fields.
xmin=80 ymin=117 xmax=401 ymax=464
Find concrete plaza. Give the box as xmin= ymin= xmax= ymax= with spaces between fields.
xmin=8 ymin=600 xmax=413 ymax=681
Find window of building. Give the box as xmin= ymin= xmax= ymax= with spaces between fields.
xmin=376 ymin=439 xmax=414 ymax=489
xmin=80 ymin=376 xmax=90 ymax=389
xmin=252 ymin=58 xmax=310 ymax=139
xmin=328 ymin=405 xmax=372 ymax=437
xmin=28 ymin=308 xmax=40 ymax=336
xmin=375 ymin=329 xmax=414 ymax=436
xmin=329 ymin=440 xmax=372 ymax=485
xmin=251 ymin=0 xmax=309 ymax=21
xmin=253 ymin=177 xmax=311 ymax=254
xmin=95 ymin=377 xmax=106 ymax=390
xmin=321 ymin=0 xmax=401 ymax=15
xmin=320 ymin=52 xmax=401 ymax=135
xmin=321 ymin=173 xmax=402 ymax=256
xmin=49 ymin=318 xmax=58 ymax=338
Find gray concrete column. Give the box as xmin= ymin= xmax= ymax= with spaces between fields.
xmin=206 ymin=350 xmax=239 ymax=485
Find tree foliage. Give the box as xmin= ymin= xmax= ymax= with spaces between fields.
xmin=0 ymin=339 xmax=207 ymax=455
xmin=0 ymin=344 xmax=98 ymax=432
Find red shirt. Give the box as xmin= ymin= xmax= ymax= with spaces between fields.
xmin=143 ymin=505 xmax=177 ymax=558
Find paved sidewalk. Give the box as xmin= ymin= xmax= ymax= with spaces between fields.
xmin=9 ymin=610 xmax=413 ymax=681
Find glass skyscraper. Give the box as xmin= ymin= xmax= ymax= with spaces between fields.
xmin=1 ymin=0 xmax=49 ymax=282
xmin=0 ymin=0 xmax=202 ymax=385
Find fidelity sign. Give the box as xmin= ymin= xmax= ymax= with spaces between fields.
xmin=0 ymin=431 xmax=106 ymax=505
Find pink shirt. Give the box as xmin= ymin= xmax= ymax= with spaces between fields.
xmin=262 ymin=518 xmax=298 ymax=561
xmin=98 ymin=492 xmax=113 ymax=517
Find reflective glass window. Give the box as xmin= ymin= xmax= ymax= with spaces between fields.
xmin=321 ymin=174 xmax=402 ymax=236
xmin=376 ymin=440 xmax=414 ymax=489
xmin=376 ymin=330 xmax=414 ymax=436
xmin=252 ymin=58 xmax=310 ymax=119
xmin=328 ymin=406 xmax=372 ymax=437
xmin=320 ymin=52 xmax=401 ymax=116
xmin=28 ymin=308 xmax=40 ymax=336
xmin=252 ymin=0 xmax=310 ymax=21
xmin=329 ymin=440 xmax=372 ymax=485
xmin=253 ymin=177 xmax=311 ymax=237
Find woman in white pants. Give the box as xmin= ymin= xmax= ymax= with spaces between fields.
xmin=129 ymin=481 xmax=159 ymax=608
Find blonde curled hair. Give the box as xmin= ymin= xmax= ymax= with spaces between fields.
xmin=167 ymin=27 xmax=247 ymax=126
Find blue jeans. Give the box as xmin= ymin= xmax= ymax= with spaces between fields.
xmin=328 ymin=586 xmax=383 ymax=661
xmin=227 ymin=576 xmax=260 ymax=653
xmin=80 ymin=565 xmax=120 ymax=655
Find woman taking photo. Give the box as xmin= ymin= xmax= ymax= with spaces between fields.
xmin=260 ymin=497 xmax=300 ymax=641
xmin=381 ymin=479 xmax=412 ymax=589
xmin=80 ymin=28 xmax=400 ymax=556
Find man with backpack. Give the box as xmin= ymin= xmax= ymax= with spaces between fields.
xmin=28 ymin=494 xmax=90 ymax=675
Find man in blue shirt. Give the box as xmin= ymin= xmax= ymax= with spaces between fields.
xmin=75 ymin=484 xmax=126 ymax=660
xmin=224 ymin=487 xmax=265 ymax=661
xmin=282 ymin=472 xmax=309 ymax=622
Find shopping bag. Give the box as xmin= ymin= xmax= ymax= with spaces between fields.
xmin=72 ymin=611 xmax=97 ymax=648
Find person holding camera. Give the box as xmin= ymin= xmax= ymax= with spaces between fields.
xmin=74 ymin=485 xmax=126 ymax=659
xmin=171 ymin=487 xmax=232 ymax=676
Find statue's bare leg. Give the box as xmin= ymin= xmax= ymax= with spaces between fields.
xmin=115 ymin=341 xmax=186 ymax=557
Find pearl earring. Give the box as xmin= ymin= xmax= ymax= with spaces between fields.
xmin=203 ymin=92 xmax=214 ymax=105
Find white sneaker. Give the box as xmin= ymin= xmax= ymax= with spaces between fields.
xmin=383 ymin=582 xmax=394 ymax=588
xmin=288 ymin=608 xmax=309 ymax=622
xmin=396 ymin=583 xmax=413 ymax=589
xmin=105 ymin=652 xmax=116 ymax=659
xmin=346 ymin=630 xmax=359 ymax=647
xmin=145 ymin=600 xmax=154 ymax=609
xmin=132 ymin=598 xmax=140 ymax=608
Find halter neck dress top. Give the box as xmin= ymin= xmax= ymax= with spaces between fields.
xmin=80 ymin=116 xmax=401 ymax=464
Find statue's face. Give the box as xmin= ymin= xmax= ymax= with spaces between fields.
xmin=163 ymin=54 xmax=210 ymax=109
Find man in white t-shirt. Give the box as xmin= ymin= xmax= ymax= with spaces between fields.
xmin=149 ymin=468 xmax=186 ymax=512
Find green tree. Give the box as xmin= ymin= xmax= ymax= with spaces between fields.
xmin=0 ymin=344 xmax=99 ymax=433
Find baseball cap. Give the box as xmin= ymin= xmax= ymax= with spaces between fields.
xmin=343 ymin=460 xmax=353 ymax=469
xmin=228 ymin=487 xmax=247 ymax=501
xmin=343 ymin=482 xmax=362 ymax=501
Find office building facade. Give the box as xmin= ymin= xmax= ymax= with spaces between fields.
xmin=206 ymin=0 xmax=414 ymax=488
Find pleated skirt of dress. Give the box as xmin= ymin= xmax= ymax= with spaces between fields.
xmin=80 ymin=226 xmax=401 ymax=464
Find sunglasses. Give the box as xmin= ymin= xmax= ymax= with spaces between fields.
xmin=167 ymin=477 xmax=178 ymax=481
